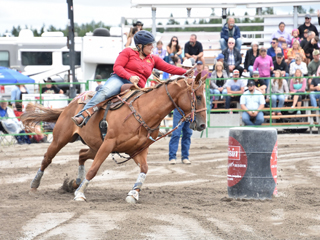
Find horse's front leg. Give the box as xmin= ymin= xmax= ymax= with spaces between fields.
xmin=126 ymin=149 xmax=149 ymax=204
xmin=74 ymin=140 xmax=114 ymax=201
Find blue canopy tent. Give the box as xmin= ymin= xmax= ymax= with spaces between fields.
xmin=0 ymin=67 xmax=35 ymax=84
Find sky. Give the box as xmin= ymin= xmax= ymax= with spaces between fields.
xmin=1 ymin=0 xmax=320 ymax=35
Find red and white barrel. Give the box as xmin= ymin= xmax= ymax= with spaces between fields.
xmin=228 ymin=127 xmax=277 ymax=199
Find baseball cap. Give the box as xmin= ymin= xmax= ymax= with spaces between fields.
xmin=233 ymin=69 xmax=239 ymax=74
xmin=305 ymin=14 xmax=311 ymax=19
xmin=304 ymin=29 xmax=309 ymax=33
xmin=216 ymin=53 xmax=224 ymax=60
xmin=276 ymin=53 xmax=283 ymax=58
xmin=196 ymin=60 xmax=203 ymax=65
xmin=313 ymin=49 xmax=320 ymax=56
xmin=252 ymin=71 xmax=259 ymax=76
xmin=247 ymin=80 xmax=255 ymax=87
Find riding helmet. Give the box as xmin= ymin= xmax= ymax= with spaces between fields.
xmin=134 ymin=30 xmax=155 ymax=46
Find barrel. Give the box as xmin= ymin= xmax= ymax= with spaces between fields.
xmin=227 ymin=127 xmax=277 ymax=199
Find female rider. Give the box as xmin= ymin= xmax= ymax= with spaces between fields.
xmin=72 ymin=31 xmax=189 ymax=127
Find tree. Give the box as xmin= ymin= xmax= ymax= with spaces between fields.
xmin=166 ymin=13 xmax=180 ymax=32
xmin=297 ymin=6 xmax=306 ymax=14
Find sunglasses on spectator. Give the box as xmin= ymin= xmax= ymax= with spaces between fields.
xmin=228 ymin=42 xmax=235 ymax=44
xmin=271 ymin=42 xmax=276 ymax=44
xmin=305 ymin=17 xmax=310 ymax=19
xmin=172 ymin=40 xmax=177 ymax=42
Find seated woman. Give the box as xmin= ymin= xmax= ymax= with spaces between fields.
xmin=166 ymin=36 xmax=183 ymax=63
xmin=289 ymin=69 xmax=306 ymax=114
xmin=289 ymin=54 xmax=308 ymax=77
xmin=210 ymin=62 xmax=228 ymax=109
xmin=267 ymin=70 xmax=289 ymax=116
xmin=72 ymin=31 xmax=189 ymax=127
xmin=287 ymin=40 xmax=306 ymax=64
xmin=243 ymin=41 xmax=260 ymax=77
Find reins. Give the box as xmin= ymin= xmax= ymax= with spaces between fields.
xmin=112 ymin=77 xmax=206 ymax=165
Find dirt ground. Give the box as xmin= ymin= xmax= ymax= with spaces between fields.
xmin=1 ymin=134 xmax=320 ymax=240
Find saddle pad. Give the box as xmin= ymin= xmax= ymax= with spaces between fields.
xmin=76 ymin=91 xmax=96 ymax=105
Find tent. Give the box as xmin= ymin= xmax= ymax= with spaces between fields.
xmin=0 ymin=67 xmax=35 ymax=84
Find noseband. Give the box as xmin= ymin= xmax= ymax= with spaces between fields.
xmin=165 ymin=77 xmax=207 ymax=123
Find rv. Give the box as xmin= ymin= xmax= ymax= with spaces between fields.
xmin=0 ymin=29 xmax=82 ymax=97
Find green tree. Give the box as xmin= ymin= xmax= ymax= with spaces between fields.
xmin=166 ymin=13 xmax=180 ymax=32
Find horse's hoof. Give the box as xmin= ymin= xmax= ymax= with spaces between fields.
xmin=72 ymin=179 xmax=80 ymax=189
xmin=74 ymin=197 xmax=86 ymax=202
xmin=125 ymin=196 xmax=137 ymax=204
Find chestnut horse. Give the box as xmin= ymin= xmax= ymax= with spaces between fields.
xmin=21 ymin=74 xmax=207 ymax=203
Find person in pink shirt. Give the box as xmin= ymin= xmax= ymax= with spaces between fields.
xmin=72 ymin=31 xmax=188 ymax=127
xmin=253 ymin=47 xmax=274 ymax=88
xmin=289 ymin=69 xmax=307 ymax=114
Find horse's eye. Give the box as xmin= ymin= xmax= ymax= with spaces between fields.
xmin=196 ymin=95 xmax=201 ymax=101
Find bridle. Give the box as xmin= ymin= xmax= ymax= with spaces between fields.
xmin=113 ymin=77 xmax=207 ymax=164
xmin=165 ymin=77 xmax=207 ymax=123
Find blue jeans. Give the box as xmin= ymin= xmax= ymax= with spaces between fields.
xmin=271 ymin=94 xmax=285 ymax=112
xmin=310 ymin=91 xmax=320 ymax=107
xmin=76 ymin=74 xmax=131 ymax=120
xmin=211 ymin=88 xmax=228 ymax=108
xmin=169 ymin=109 xmax=193 ymax=161
xmin=219 ymin=38 xmax=242 ymax=51
xmin=242 ymin=111 xmax=264 ymax=125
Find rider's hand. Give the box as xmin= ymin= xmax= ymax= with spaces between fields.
xmin=130 ymin=76 xmax=140 ymax=84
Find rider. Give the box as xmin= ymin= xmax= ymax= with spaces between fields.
xmin=72 ymin=30 xmax=189 ymax=127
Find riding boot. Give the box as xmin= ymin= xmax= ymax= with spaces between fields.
xmin=72 ymin=105 xmax=101 ymax=127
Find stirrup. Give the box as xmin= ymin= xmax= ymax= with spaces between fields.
xmin=71 ymin=116 xmax=87 ymax=128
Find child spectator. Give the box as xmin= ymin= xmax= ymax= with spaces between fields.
xmin=289 ymin=69 xmax=306 ymax=114
xmin=203 ymin=65 xmax=212 ymax=78
xmin=281 ymin=42 xmax=289 ymax=64
xmin=291 ymin=29 xmax=300 ymax=47
xmin=267 ymin=70 xmax=289 ymax=116
xmin=153 ymin=40 xmax=166 ymax=60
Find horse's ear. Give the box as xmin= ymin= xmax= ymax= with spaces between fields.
xmin=201 ymin=74 xmax=208 ymax=81
xmin=195 ymin=72 xmax=202 ymax=84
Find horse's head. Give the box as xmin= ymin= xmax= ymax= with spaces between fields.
xmin=177 ymin=73 xmax=207 ymax=132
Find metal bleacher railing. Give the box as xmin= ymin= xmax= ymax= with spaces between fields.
xmin=1 ymin=76 xmax=320 ymax=145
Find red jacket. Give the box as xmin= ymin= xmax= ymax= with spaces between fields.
xmin=113 ymin=48 xmax=187 ymax=87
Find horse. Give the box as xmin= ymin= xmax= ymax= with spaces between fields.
xmin=21 ymin=73 xmax=207 ymax=204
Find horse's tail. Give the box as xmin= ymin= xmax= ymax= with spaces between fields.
xmin=21 ymin=103 xmax=65 ymax=130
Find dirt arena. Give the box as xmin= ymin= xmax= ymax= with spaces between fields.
xmin=1 ymin=134 xmax=320 ymax=239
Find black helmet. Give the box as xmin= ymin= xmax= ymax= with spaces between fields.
xmin=247 ymin=80 xmax=255 ymax=87
xmin=134 ymin=30 xmax=155 ymax=46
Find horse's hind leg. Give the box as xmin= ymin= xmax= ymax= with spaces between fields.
xmin=30 ymin=135 xmax=71 ymax=192
xmin=72 ymin=148 xmax=97 ymax=189
xmin=126 ymin=149 xmax=149 ymax=204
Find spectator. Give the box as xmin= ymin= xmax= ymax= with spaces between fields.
xmin=213 ymin=53 xmax=230 ymax=76
xmin=240 ymin=80 xmax=265 ymax=126
xmin=273 ymin=53 xmax=289 ymax=78
xmin=210 ymin=61 xmax=228 ymax=109
xmin=153 ymin=40 xmax=166 ymax=60
xmin=289 ymin=54 xmax=308 ymax=76
xmin=194 ymin=61 xmax=209 ymax=78
xmin=309 ymin=70 xmax=320 ymax=110
xmin=289 ymin=69 xmax=307 ymax=114
xmin=300 ymin=29 xmax=310 ymax=49
xmin=11 ymin=84 xmax=28 ymax=111
xmin=133 ymin=21 xmax=143 ymax=31
xmin=267 ymin=38 xmax=282 ymax=58
xmin=287 ymin=40 xmax=306 ymax=63
xmin=162 ymin=56 xmax=181 ymax=80
xmin=267 ymin=70 xmax=289 ymax=116
xmin=166 ymin=36 xmax=183 ymax=63
xmin=298 ymin=14 xmax=319 ymax=39
xmin=95 ymin=75 xmax=103 ymax=91
xmin=225 ymin=69 xmax=245 ymax=112
xmin=125 ymin=27 xmax=139 ymax=47
xmin=184 ymin=34 xmax=205 ymax=65
xmin=168 ymin=59 xmax=194 ymax=165
xmin=271 ymin=22 xmax=291 ymax=48
xmin=222 ymin=37 xmax=243 ymax=77
xmin=252 ymin=71 xmax=267 ymax=94
xmin=220 ymin=18 xmax=242 ymax=51
xmin=272 ymin=47 xmax=284 ymax=61
xmin=303 ymin=36 xmax=320 ymax=64
xmin=291 ymin=29 xmax=300 ymax=47
xmin=253 ymin=47 xmax=274 ymax=88
xmin=42 ymin=78 xmax=64 ymax=94
xmin=243 ymin=41 xmax=260 ymax=77
xmin=307 ymin=50 xmax=320 ymax=88
xmin=203 ymin=65 xmax=212 ymax=78
xmin=0 ymin=98 xmax=30 ymax=144
xmin=282 ymin=42 xmax=289 ymax=63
